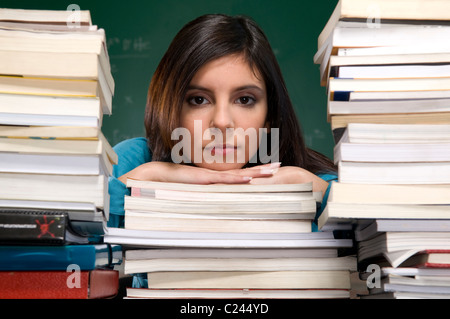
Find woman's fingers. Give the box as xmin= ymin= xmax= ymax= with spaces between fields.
xmin=204 ymin=172 xmax=253 ymax=184
xmin=226 ymin=162 xmax=281 ymax=178
xmin=171 ymin=164 xmax=252 ymax=185
xmin=128 ymin=161 xmax=284 ymax=185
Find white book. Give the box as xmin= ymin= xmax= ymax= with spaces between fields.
xmin=124 ymin=256 xmax=357 ymax=274
xmin=125 ymin=247 xmax=338 ymax=260
xmin=349 ymin=91 xmax=450 ymax=101
xmin=0 ymin=172 xmax=109 ymax=210
xmin=337 ymin=123 xmax=450 ymax=144
xmin=338 ymin=161 xmax=450 ymax=184
xmin=0 ymin=152 xmax=111 ymax=175
xmin=104 ymin=227 xmax=353 ymax=249
xmin=334 ymin=142 xmax=450 ymax=163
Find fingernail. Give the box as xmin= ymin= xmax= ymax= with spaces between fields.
xmin=243 ymin=176 xmax=253 ymax=181
xmin=269 ymin=162 xmax=281 ymax=168
xmin=260 ymin=168 xmax=275 ymax=174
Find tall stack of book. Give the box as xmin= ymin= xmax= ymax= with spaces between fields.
xmin=0 ymin=8 xmax=121 ymax=298
xmin=315 ymin=0 xmax=450 ymax=298
xmin=105 ymin=179 xmax=356 ymax=299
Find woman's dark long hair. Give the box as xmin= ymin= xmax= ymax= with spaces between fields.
xmin=145 ymin=14 xmax=336 ymax=174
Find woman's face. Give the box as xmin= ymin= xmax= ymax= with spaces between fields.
xmin=179 ymin=54 xmax=269 ymax=171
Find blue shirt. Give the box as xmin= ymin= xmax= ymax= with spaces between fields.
xmin=108 ymin=137 xmax=337 ymax=229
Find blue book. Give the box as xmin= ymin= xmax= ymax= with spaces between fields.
xmin=0 ymin=244 xmax=122 ymax=271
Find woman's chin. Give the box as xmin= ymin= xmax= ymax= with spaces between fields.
xmin=194 ymin=161 xmax=246 ymax=171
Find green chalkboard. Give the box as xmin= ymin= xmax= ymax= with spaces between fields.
xmin=2 ymin=0 xmax=337 ymax=158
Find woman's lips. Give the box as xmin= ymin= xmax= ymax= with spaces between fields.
xmin=206 ymin=144 xmax=237 ymax=155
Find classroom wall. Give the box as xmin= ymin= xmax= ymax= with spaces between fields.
xmin=2 ymin=0 xmax=337 ymax=158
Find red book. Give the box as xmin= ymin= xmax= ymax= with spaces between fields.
xmin=0 ymin=269 xmax=119 ymax=299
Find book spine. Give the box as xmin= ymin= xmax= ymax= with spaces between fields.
xmin=0 ymin=269 xmax=119 ymax=299
xmin=0 ymin=244 xmax=116 ymax=271
xmin=0 ymin=271 xmax=89 ymax=299
xmin=0 ymin=210 xmax=67 ymax=245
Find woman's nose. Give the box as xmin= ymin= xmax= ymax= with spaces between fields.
xmin=210 ymin=99 xmax=234 ymax=131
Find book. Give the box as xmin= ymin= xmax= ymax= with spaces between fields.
xmin=328 ymin=183 xmax=450 ymax=205
xmin=124 ymin=211 xmax=313 ymax=233
xmin=0 ymin=131 xmax=118 ymax=165
xmin=333 ymin=63 xmax=450 ymax=79
xmin=125 ymin=288 xmax=350 ymax=299
xmin=0 ymin=27 xmax=106 ymax=55
xmin=355 ymin=220 xmax=450 ymax=242
xmin=124 ymin=256 xmax=357 ymax=274
xmin=144 ymin=270 xmax=352 ymax=289
xmin=0 ymin=21 xmax=98 ymax=32
xmin=317 ymin=29 xmax=450 ymax=84
xmin=0 ymin=50 xmax=109 ymax=81
xmin=0 ymin=8 xmax=92 ymax=25
xmin=0 ymin=113 xmax=100 ymax=127
xmin=123 ymin=195 xmax=316 ymax=216
xmin=330 ymin=112 xmax=450 ymax=132
xmin=0 ymin=199 xmax=104 ymax=223
xmin=348 ymin=90 xmax=450 ymax=102
xmin=0 ymin=172 xmax=109 ymax=209
xmin=131 ymin=187 xmax=317 ymax=202
xmin=327 ymin=99 xmax=450 ymax=122
xmin=0 ymin=152 xmax=112 ymax=176
xmin=329 ymin=77 xmax=450 ymax=94
xmin=0 ymin=209 xmax=67 ymax=244
xmin=318 ymin=0 xmax=450 ymax=51
xmin=334 ymin=142 xmax=450 ymax=163
xmin=126 ymin=178 xmax=314 ymax=193
xmin=124 ymin=247 xmax=339 ymax=260
xmin=0 ymin=124 xmax=101 ymax=139
xmin=358 ymin=232 xmax=450 ymax=267
xmin=0 ymin=27 xmax=114 ymax=93
xmin=0 ymin=74 xmax=97 ymax=97
xmin=380 ymin=267 xmax=450 ymax=277
xmin=337 ymin=161 xmax=450 ymax=184
xmin=371 ymin=274 xmax=450 ymax=295
xmin=0 ymin=269 xmax=118 ymax=299
xmin=0 ymin=94 xmax=101 ymax=120
xmin=104 ymin=226 xmax=353 ymax=249
xmin=325 ymin=54 xmax=450 ymax=83
xmin=0 ymin=244 xmax=122 ymax=271
xmin=400 ymin=250 xmax=450 ymax=268
xmin=0 ymin=50 xmax=113 ymax=113
xmin=0 ymin=209 xmax=105 ymax=245
xmin=318 ymin=202 xmax=450 ymax=230
xmin=0 ymin=75 xmax=111 ymax=114
xmin=336 ymin=123 xmax=450 ymax=144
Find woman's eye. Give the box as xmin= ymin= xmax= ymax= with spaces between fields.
xmin=236 ymin=96 xmax=256 ymax=105
xmin=188 ymin=96 xmax=209 ymax=105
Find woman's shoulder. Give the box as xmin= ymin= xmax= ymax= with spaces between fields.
xmin=112 ymin=137 xmax=152 ymax=174
xmin=114 ymin=137 xmax=149 ymax=153
xmin=316 ymin=171 xmax=338 ymax=182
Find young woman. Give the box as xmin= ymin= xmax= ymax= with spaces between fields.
xmin=108 ymin=14 xmax=337 ymax=228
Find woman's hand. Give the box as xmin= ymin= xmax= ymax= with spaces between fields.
xmin=249 ymin=166 xmax=329 ymax=195
xmin=118 ymin=161 xmax=281 ymax=185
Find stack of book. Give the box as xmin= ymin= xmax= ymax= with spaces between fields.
xmin=0 ymin=8 xmax=121 ymax=298
xmin=105 ymin=179 xmax=356 ymax=299
xmin=315 ymin=0 xmax=450 ymax=298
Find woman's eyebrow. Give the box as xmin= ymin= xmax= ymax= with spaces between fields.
xmin=186 ymin=84 xmax=264 ymax=93
xmin=233 ymin=85 xmax=264 ymax=93
xmin=186 ymin=85 xmax=212 ymax=93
